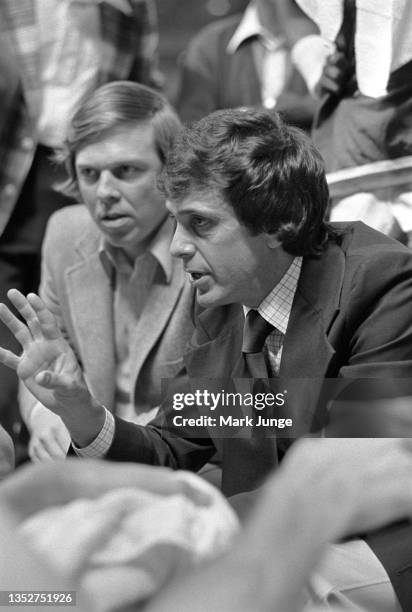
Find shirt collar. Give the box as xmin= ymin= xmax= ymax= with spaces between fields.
xmin=227 ymin=2 xmax=284 ymax=54
xmin=244 ymin=256 xmax=303 ymax=335
xmin=99 ymin=215 xmax=174 ymax=283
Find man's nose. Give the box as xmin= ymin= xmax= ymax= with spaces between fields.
xmin=96 ymin=170 xmax=121 ymax=205
xmin=170 ymin=224 xmax=195 ymax=259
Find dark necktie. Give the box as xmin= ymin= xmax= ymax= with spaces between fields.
xmin=242 ymin=309 xmax=274 ymax=380
xmin=335 ymin=0 xmax=357 ymax=96
xmin=222 ymin=310 xmax=278 ymax=497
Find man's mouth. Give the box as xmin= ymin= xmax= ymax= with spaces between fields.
xmin=186 ymin=270 xmax=209 ymax=283
xmin=101 ymin=212 xmax=126 ymax=221
xmin=98 ymin=213 xmax=135 ymax=232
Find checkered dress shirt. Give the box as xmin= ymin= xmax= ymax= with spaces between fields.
xmin=245 ymin=257 xmax=303 ymax=374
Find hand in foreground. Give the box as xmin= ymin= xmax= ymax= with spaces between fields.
xmin=1 ymin=440 xmax=412 ymax=612
xmin=0 ymin=290 xmax=104 ymax=446
xmin=0 ymin=460 xmax=182 ymax=611
xmin=28 ymin=406 xmax=71 ymax=463
xmin=148 ymin=438 xmax=412 ymax=612
xmin=0 ymin=459 xmax=206 ymax=523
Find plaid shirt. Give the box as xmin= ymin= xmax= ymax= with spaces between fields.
xmin=0 ymin=0 xmax=160 ymax=236
xmin=245 ymin=256 xmax=302 ymax=374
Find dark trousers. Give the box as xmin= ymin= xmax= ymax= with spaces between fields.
xmin=0 ymin=145 xmax=74 ymax=446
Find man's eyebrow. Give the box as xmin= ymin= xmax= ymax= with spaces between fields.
xmin=172 ymin=207 xmax=216 ymax=217
xmin=75 ymin=158 xmax=144 ymax=167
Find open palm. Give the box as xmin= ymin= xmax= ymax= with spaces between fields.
xmin=0 ymin=289 xmax=89 ymax=416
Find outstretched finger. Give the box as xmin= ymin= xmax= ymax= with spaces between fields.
xmin=0 ymin=346 xmax=19 ymax=370
xmin=6 ymin=289 xmax=43 ymax=341
xmin=26 ymin=293 xmax=61 ymax=341
xmin=0 ymin=302 xmax=32 ymax=349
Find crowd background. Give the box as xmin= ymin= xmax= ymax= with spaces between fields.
xmin=157 ymin=0 xmax=248 ymax=101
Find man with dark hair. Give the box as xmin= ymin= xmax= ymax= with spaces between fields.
xmin=16 ymin=81 xmax=195 ymax=463
xmin=1 ymin=108 xmax=412 ymax=610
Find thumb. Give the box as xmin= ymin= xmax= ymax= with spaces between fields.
xmin=35 ymin=371 xmax=83 ymax=395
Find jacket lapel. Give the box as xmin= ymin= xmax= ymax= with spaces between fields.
xmin=129 ymin=257 xmax=186 ymax=388
xmin=278 ymin=242 xmax=346 ymax=431
xmin=66 ymin=231 xmax=116 ymax=409
xmin=184 ymin=304 xmax=244 ymax=379
xmin=280 ymin=241 xmax=345 ymax=378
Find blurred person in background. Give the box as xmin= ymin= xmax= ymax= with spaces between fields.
xmin=176 ymin=0 xmax=318 ymax=130
xmin=0 ymin=0 xmax=161 ymax=449
xmin=293 ymin=0 xmax=412 ymax=245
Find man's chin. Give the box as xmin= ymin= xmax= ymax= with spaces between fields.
xmin=195 ymin=288 xmax=230 ymax=309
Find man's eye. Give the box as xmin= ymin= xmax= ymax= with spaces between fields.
xmin=191 ymin=216 xmax=210 ymax=233
xmin=114 ymin=165 xmax=140 ymax=180
xmin=78 ymin=168 xmax=99 ymax=183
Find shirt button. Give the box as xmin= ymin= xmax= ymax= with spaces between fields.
xmin=21 ymin=137 xmax=34 ymax=151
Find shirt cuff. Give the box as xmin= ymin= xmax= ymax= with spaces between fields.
xmin=72 ymin=408 xmax=115 ymax=458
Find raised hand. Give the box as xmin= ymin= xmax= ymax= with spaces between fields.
xmin=0 ymin=289 xmax=92 ymax=420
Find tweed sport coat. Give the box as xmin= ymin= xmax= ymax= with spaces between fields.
xmin=20 ymin=205 xmax=194 ymax=420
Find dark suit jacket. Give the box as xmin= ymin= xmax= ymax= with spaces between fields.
xmin=108 ymin=221 xmax=412 ymax=461
xmin=177 ymin=13 xmax=317 ymax=129
xmin=107 ymin=222 xmax=412 ymax=608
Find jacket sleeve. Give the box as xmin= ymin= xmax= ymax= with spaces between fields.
xmin=107 ymin=368 xmax=217 ymax=471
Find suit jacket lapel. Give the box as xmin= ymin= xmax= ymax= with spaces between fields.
xmin=129 ymin=257 xmax=186 ymax=389
xmin=280 ymin=242 xmax=345 ymax=378
xmin=278 ymin=242 xmax=346 ymax=431
xmin=66 ymin=232 xmax=116 ymax=409
xmin=184 ymin=304 xmax=244 ymax=379
xmin=225 ymin=42 xmax=262 ymax=108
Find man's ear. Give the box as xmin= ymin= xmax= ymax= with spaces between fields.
xmin=264 ymin=232 xmax=281 ymax=249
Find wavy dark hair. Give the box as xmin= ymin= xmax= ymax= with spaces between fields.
xmin=160 ymin=108 xmax=339 ymax=256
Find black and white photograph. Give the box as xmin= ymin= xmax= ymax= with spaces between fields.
xmin=0 ymin=1 xmax=412 ymax=610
